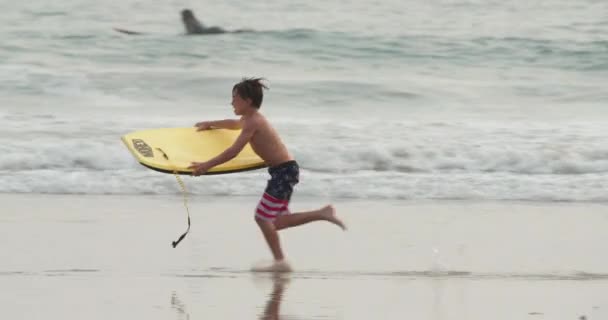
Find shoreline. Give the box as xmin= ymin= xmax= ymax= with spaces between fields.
xmin=3 ymin=191 xmax=608 ymax=204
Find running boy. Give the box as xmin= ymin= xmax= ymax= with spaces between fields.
xmin=188 ymin=78 xmax=345 ymax=272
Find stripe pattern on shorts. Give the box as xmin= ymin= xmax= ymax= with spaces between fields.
xmin=255 ymin=192 xmax=289 ymax=221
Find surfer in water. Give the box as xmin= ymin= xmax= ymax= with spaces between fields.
xmin=188 ymin=78 xmax=346 ymax=272
xmin=114 ymin=8 xmax=249 ymax=35
xmin=180 ymin=9 xmax=226 ymax=34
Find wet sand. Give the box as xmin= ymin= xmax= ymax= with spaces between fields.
xmin=0 ymin=193 xmax=606 ymax=319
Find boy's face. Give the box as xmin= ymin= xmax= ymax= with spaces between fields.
xmin=231 ymin=90 xmax=252 ymax=115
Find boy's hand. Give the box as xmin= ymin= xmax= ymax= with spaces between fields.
xmin=195 ymin=121 xmax=213 ymax=131
xmin=188 ymin=162 xmax=212 ymax=176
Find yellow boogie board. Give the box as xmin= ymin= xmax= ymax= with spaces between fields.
xmin=121 ymin=127 xmax=267 ymax=175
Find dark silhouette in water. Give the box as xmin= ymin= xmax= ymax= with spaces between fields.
xmin=114 ymin=8 xmax=251 ymax=36
xmin=180 ymin=9 xmax=225 ymax=35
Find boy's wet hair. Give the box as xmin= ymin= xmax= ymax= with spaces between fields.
xmin=233 ymin=77 xmax=268 ymax=109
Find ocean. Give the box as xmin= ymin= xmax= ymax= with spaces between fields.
xmin=1 ymin=0 xmax=607 ymax=202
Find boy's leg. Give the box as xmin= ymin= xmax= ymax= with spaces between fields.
xmin=273 ymin=205 xmax=346 ymax=231
xmin=256 ymin=217 xmax=285 ymax=260
xmin=254 ymin=217 xmax=292 ymax=272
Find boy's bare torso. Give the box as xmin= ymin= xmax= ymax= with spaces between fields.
xmin=242 ymin=112 xmax=293 ymax=167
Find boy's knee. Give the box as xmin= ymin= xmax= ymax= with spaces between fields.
xmin=254 ymin=215 xmax=264 ymax=224
xmin=255 ymin=215 xmax=282 ymax=230
xmin=255 ymin=215 xmax=271 ymax=225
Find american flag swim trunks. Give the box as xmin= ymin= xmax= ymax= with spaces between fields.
xmin=255 ymin=160 xmax=299 ymax=221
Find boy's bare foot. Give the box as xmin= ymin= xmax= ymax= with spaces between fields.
xmin=321 ymin=205 xmax=346 ymax=230
xmin=251 ymin=260 xmax=293 ymax=273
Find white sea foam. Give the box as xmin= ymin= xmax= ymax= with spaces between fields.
xmin=1 ymin=114 xmax=606 ymax=201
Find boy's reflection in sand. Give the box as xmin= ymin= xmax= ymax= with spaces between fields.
xmin=171 ymin=291 xmax=190 ymax=320
xmin=260 ymin=274 xmax=290 ymax=320
xmin=169 ymin=273 xmax=291 ymax=320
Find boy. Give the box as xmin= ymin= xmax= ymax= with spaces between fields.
xmin=188 ymin=78 xmax=346 ymax=272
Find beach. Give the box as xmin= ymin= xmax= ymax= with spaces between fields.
xmin=1 ymin=193 xmax=606 ymax=319
xmin=2 ymin=0 xmax=607 ymax=318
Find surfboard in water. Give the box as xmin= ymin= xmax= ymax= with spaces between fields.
xmin=113 ymin=27 xmax=144 ymax=35
xmin=121 ymin=127 xmax=267 ymax=175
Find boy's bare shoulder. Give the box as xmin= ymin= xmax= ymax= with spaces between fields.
xmin=242 ymin=113 xmax=267 ymax=128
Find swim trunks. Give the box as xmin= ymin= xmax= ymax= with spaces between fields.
xmin=255 ymin=160 xmax=299 ymax=221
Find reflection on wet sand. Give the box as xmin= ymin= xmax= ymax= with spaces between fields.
xmin=169 ymin=273 xmax=291 ymax=320
xmin=259 ymin=274 xmax=290 ymax=320
xmin=171 ymin=291 xmax=190 ymax=320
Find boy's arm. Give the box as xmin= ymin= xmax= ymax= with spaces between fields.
xmin=195 ymin=119 xmax=242 ymax=131
xmin=189 ymin=119 xmax=256 ymax=175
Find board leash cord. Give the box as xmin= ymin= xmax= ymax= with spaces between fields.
xmin=156 ymin=148 xmax=191 ymax=248
xmin=171 ymin=173 xmax=191 ymax=248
